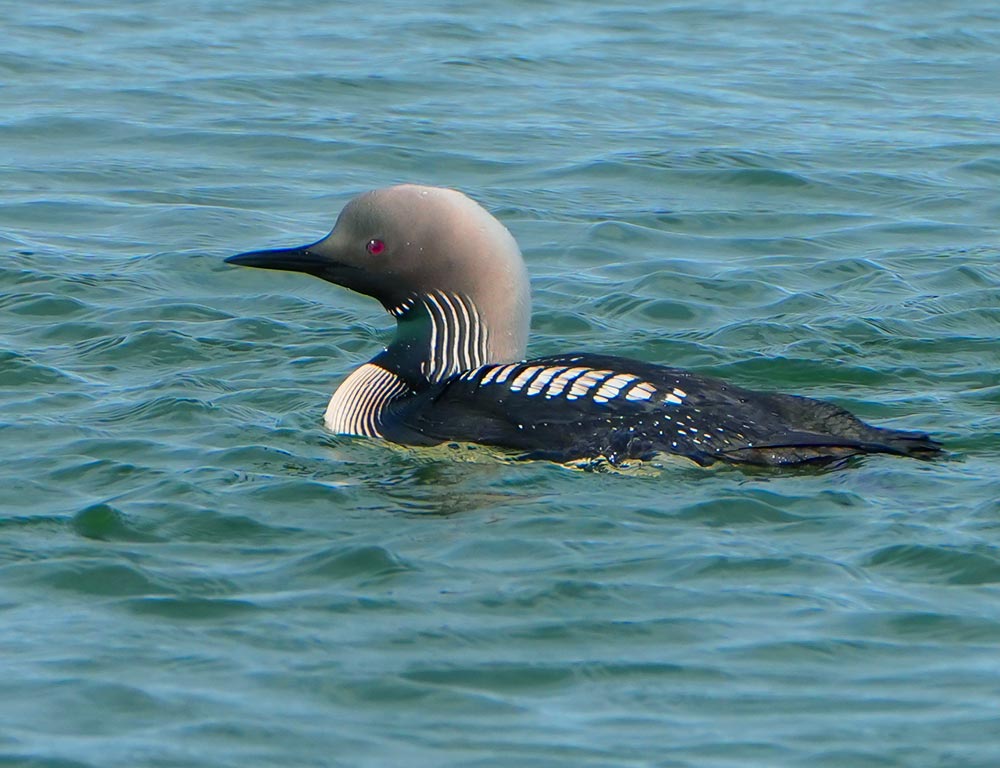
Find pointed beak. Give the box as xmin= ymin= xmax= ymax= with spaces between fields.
xmin=226 ymin=238 xmax=373 ymax=298
xmin=225 ymin=244 xmax=331 ymax=278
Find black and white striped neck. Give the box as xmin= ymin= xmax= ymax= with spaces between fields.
xmin=325 ymin=288 xmax=509 ymax=437
xmin=379 ymin=289 xmax=495 ymax=388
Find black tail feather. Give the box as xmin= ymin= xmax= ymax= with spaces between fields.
xmin=872 ymin=429 xmax=943 ymax=458
xmin=715 ymin=427 xmax=943 ymax=467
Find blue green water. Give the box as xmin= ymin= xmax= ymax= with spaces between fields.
xmin=3 ymin=1 xmax=1000 ymax=766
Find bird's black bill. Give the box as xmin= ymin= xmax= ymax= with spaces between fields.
xmin=225 ymin=245 xmax=328 ymax=277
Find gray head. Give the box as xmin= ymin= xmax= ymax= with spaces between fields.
xmin=227 ymin=185 xmax=531 ymax=384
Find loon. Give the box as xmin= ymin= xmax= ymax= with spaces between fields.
xmin=226 ymin=184 xmax=940 ymax=467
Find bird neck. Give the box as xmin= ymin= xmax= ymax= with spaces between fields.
xmin=374 ymin=289 xmax=526 ymax=389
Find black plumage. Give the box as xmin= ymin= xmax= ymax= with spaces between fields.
xmin=387 ymin=354 xmax=941 ymax=467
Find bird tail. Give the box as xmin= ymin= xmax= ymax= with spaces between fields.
xmin=715 ymin=427 xmax=943 ymax=467
xmin=868 ymin=428 xmax=943 ymax=458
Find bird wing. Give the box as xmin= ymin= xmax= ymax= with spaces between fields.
xmin=385 ymin=353 xmax=939 ymax=466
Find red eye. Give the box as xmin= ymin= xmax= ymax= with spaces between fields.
xmin=366 ymin=238 xmax=385 ymax=255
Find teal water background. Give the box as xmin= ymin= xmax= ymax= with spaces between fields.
xmin=3 ymin=2 xmax=1000 ymax=766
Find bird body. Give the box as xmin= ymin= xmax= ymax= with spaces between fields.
xmin=226 ymin=185 xmax=940 ymax=467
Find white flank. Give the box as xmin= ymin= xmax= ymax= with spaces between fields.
xmin=325 ymin=363 xmax=410 ymax=437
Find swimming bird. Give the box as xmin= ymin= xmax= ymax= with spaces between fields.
xmin=226 ymin=184 xmax=940 ymax=467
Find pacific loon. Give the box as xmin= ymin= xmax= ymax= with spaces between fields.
xmin=225 ymin=184 xmax=940 ymax=467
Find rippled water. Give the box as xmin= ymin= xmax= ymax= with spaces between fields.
xmin=3 ymin=1 xmax=1000 ymax=766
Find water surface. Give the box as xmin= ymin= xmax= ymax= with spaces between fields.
xmin=3 ymin=1 xmax=1000 ymax=766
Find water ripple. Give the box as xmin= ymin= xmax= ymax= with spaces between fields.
xmin=4 ymin=1 xmax=1000 ymax=765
